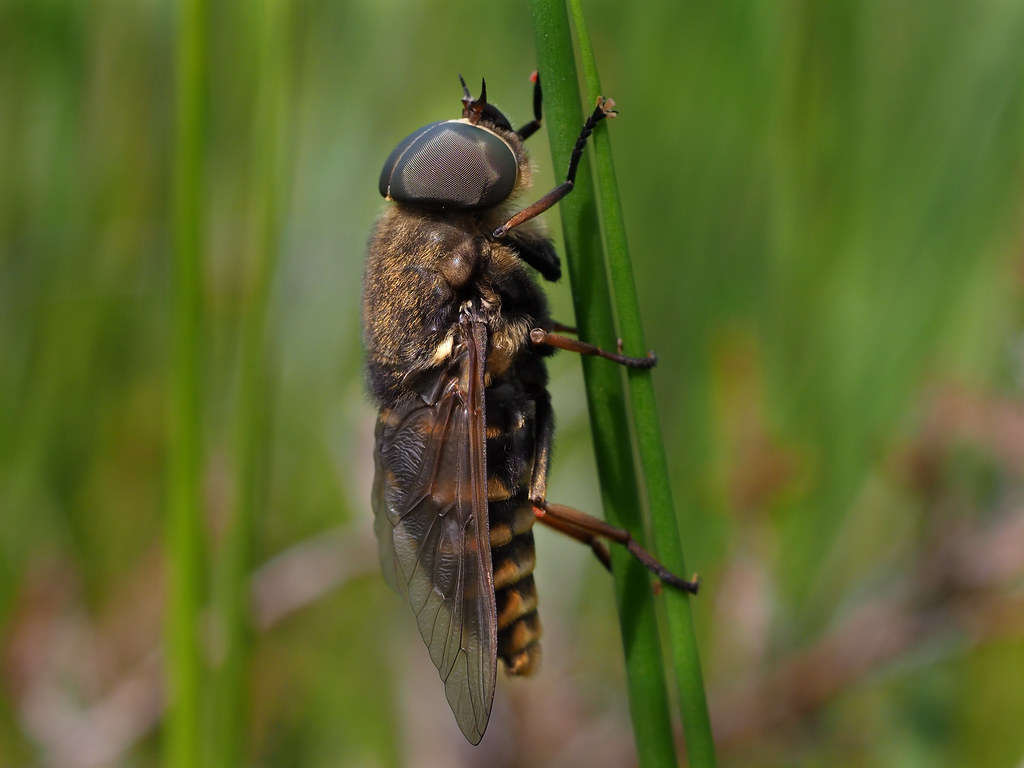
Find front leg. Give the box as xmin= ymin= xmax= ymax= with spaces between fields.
xmin=505 ymin=230 xmax=561 ymax=282
xmin=494 ymin=97 xmax=618 ymax=238
xmin=515 ymin=71 xmax=543 ymax=141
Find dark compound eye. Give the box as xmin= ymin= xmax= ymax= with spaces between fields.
xmin=379 ymin=121 xmax=518 ymax=209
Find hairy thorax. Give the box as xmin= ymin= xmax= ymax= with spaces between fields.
xmin=363 ymin=204 xmax=549 ymax=403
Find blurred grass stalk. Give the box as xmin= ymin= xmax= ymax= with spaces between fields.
xmin=166 ymin=0 xmax=207 ymax=765
xmin=530 ymin=1 xmax=717 ymax=765
xmin=209 ymin=0 xmax=290 ymax=765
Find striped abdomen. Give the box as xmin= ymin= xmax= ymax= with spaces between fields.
xmin=485 ymin=381 xmax=542 ymax=676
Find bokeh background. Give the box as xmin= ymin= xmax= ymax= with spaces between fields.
xmin=3 ymin=0 xmax=1024 ymax=766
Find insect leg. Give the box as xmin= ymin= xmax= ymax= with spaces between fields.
xmin=493 ymin=97 xmax=617 ymax=238
xmin=533 ymin=507 xmax=613 ymax=572
xmin=507 ymin=230 xmax=561 ymax=281
xmin=529 ymin=328 xmax=656 ymax=369
xmin=527 ymin=388 xmax=554 ymax=504
xmin=526 ymin=391 xmax=616 ymax=577
xmin=516 ymin=71 xmax=543 ymax=140
xmin=536 ymin=501 xmax=700 ymax=593
xmin=549 ymin=321 xmax=577 ymax=334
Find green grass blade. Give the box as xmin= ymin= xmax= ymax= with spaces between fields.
xmin=209 ymin=0 xmax=290 ymax=765
xmin=568 ymin=2 xmax=718 ymax=765
xmin=529 ymin=1 xmax=679 ymax=764
xmin=166 ymin=0 xmax=208 ymax=765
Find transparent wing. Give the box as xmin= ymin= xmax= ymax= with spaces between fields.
xmin=371 ymin=319 xmax=496 ymax=745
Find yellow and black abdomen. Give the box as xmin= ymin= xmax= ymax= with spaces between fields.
xmin=484 ymin=380 xmax=542 ymax=676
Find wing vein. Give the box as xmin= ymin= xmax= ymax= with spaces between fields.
xmin=370 ymin=313 xmax=498 ymax=744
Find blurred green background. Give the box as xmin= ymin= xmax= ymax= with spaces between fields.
xmin=3 ymin=0 xmax=1024 ymax=765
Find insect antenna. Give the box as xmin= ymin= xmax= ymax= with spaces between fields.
xmin=460 ymin=74 xmax=487 ymax=123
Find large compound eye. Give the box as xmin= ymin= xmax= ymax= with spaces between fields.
xmin=379 ymin=121 xmax=518 ymax=209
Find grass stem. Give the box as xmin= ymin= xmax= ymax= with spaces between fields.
xmin=209 ymin=0 xmax=289 ymax=765
xmin=568 ymin=2 xmax=718 ymax=764
xmin=530 ymin=1 xmax=687 ymax=764
xmin=165 ymin=0 xmax=207 ymax=765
